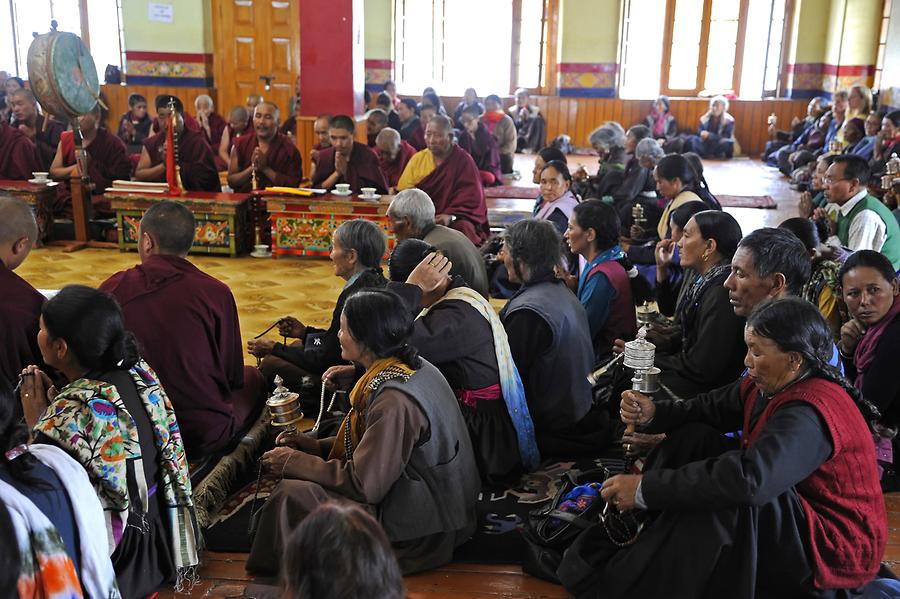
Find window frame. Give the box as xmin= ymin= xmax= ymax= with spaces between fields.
xmin=393 ymin=0 xmax=557 ymax=96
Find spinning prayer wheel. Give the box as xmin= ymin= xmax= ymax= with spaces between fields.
xmin=26 ymin=23 xmax=101 ymax=121
xmin=267 ymin=376 xmax=304 ymax=432
xmin=623 ymin=330 xmax=659 ymax=395
xmin=882 ymin=154 xmax=900 ymax=190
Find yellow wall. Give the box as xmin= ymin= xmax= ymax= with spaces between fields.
xmin=121 ymin=0 xmax=212 ymax=53
xmin=364 ymin=0 xmax=393 ymax=58
xmin=559 ymin=0 xmax=620 ymax=63
xmin=792 ymin=0 xmax=831 ymax=63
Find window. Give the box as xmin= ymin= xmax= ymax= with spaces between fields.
xmin=394 ymin=0 xmax=548 ymax=96
xmin=874 ymin=0 xmax=892 ymax=91
xmin=619 ymin=0 xmax=788 ymax=99
xmin=3 ymin=0 xmax=123 ymax=79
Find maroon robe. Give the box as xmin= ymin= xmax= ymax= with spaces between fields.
xmin=201 ymin=111 xmax=228 ymax=151
xmin=0 ymin=121 xmax=41 ymax=180
xmin=12 ymin=115 xmax=65 ymax=171
xmin=231 ymin=131 xmax=302 ymax=192
xmin=457 ymin=122 xmax=503 ymax=185
xmin=409 ymin=123 xmax=426 ymax=151
xmin=0 ymin=260 xmax=44 ymax=383
xmin=56 ymin=129 xmax=133 ymax=218
xmin=142 ymin=127 xmax=221 ymax=192
xmin=311 ymin=142 xmax=388 ymax=194
xmin=417 ymin=145 xmax=489 ymax=245
xmin=100 ymin=254 xmax=263 ymax=458
xmin=379 ymin=140 xmax=416 ymax=188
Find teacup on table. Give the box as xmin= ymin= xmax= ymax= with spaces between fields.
xmin=360 ymin=187 xmax=377 ymax=198
xmin=335 ymin=183 xmax=351 ymax=194
xmin=32 ymin=172 xmax=49 ymax=183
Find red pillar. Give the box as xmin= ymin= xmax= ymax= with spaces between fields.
xmin=299 ymin=0 xmax=365 ymax=117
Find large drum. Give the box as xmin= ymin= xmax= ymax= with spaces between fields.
xmin=26 ymin=28 xmax=100 ymax=120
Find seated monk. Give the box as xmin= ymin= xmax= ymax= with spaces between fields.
xmin=457 ymin=105 xmax=504 ymax=186
xmin=99 ymin=201 xmax=265 ymax=458
xmin=366 ymin=108 xmax=389 ymax=147
xmin=0 ymin=120 xmax=41 ymax=180
xmin=135 ymin=95 xmax=220 ymax=192
xmin=310 ymin=114 xmax=332 ymax=169
xmin=228 ymin=101 xmax=302 ymax=193
xmin=409 ymin=103 xmax=436 ymax=151
xmin=246 ymin=94 xmax=263 ymax=115
xmin=397 ymin=114 xmax=490 ymax=246
xmin=194 ymin=94 xmax=227 ymax=154
xmin=247 ymin=289 xmax=479 ymax=576
xmin=387 ymin=188 xmax=490 ymax=298
xmin=117 ymin=92 xmax=152 ymax=154
xmin=279 ymin=95 xmax=302 ymax=139
xmin=218 ymin=106 xmax=251 ymax=170
xmin=375 ymin=127 xmax=415 ymax=192
xmin=49 ymin=104 xmax=132 ymax=219
xmin=311 ymin=114 xmax=388 ymax=194
xmin=9 ymin=89 xmax=65 ymax=170
xmin=0 ymin=196 xmax=44 ymax=382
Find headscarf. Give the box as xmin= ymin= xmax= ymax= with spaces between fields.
xmin=853 ymin=294 xmax=900 ymax=391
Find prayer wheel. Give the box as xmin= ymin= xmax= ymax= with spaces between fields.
xmin=267 ymin=375 xmax=304 ymax=431
xmin=26 ymin=24 xmax=101 ymax=120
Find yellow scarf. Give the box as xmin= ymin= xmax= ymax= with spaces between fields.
xmin=328 ymin=357 xmax=416 ymax=461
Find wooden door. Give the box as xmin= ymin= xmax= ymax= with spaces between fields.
xmin=212 ymin=0 xmax=300 ymax=120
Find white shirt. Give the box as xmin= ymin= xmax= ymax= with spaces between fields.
xmin=832 ymin=188 xmax=887 ymax=252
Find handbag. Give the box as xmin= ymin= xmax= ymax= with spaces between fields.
xmin=522 ymin=466 xmax=644 ymax=588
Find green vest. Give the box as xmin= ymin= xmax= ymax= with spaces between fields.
xmin=836 ymin=194 xmax=900 ymax=270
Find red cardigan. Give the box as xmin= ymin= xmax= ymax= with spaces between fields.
xmin=741 ymin=376 xmax=886 ymax=589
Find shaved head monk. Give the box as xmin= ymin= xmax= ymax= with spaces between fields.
xmin=9 ymin=88 xmax=65 ymax=170
xmin=310 ymin=114 xmax=332 ymax=167
xmin=100 ymin=200 xmax=265 ymax=458
xmin=366 ymin=108 xmax=389 ymax=147
xmin=376 ymin=127 xmax=416 ymax=193
xmin=246 ymin=94 xmax=263 ymax=113
xmin=0 ymin=117 xmax=40 ymax=181
xmin=0 ymin=196 xmax=44 ymax=382
xmin=228 ymin=101 xmax=302 ymax=192
xmin=311 ymin=114 xmax=388 ymax=194
xmin=218 ymin=106 xmax=251 ymax=168
xmin=408 ymin=103 xmax=436 ymax=151
xmin=397 ymin=114 xmax=489 ymax=245
xmin=135 ymin=94 xmax=220 ymax=191
xmin=49 ymin=104 xmax=132 ymax=218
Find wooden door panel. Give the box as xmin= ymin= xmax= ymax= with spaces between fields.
xmin=233 ymin=0 xmax=256 ymax=25
xmin=270 ymin=0 xmax=293 ymax=26
xmin=235 ymin=37 xmax=258 ymax=72
xmin=270 ymin=38 xmax=293 ymax=73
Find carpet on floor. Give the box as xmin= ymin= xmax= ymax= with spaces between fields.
xmin=203 ymin=454 xmax=625 ymax=563
xmin=716 ymin=194 xmax=777 ymax=209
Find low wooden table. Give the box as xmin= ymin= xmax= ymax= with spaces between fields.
xmin=107 ymin=191 xmax=253 ymax=256
xmin=265 ymin=193 xmax=395 ymax=258
xmin=0 ymin=180 xmax=57 ymax=245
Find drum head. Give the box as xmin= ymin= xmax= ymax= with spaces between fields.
xmin=50 ymin=33 xmax=99 ymax=116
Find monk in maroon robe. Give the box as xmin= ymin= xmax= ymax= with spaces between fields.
xmin=0 ymin=121 xmax=41 ymax=180
xmin=218 ymin=106 xmax=252 ymax=170
xmin=49 ymin=105 xmax=133 ymax=218
xmin=195 ymin=94 xmax=227 ymax=153
xmin=135 ymin=95 xmax=221 ymax=192
xmin=375 ymin=127 xmax=416 ymax=191
xmin=457 ymin=107 xmax=504 ymax=186
xmin=228 ymin=102 xmax=302 ymax=193
xmin=99 ymin=201 xmax=265 ymax=458
xmin=309 ymin=114 xmax=332 ymax=168
xmin=311 ymin=114 xmax=388 ymax=194
xmin=9 ymin=89 xmax=65 ymax=170
xmin=408 ymin=104 xmax=436 ymax=152
xmin=0 ymin=197 xmax=44 ymax=383
xmin=397 ymin=115 xmax=489 ymax=245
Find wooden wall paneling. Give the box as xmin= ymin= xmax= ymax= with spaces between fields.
xmin=295 ymin=116 xmax=316 ymax=180
xmin=566 ymin=98 xmax=578 ymax=144
xmin=101 ymin=84 xmax=218 ymax=132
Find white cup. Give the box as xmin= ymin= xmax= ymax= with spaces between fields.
xmin=360 ymin=187 xmax=376 ymax=197
xmin=32 ymin=171 xmax=49 ymax=182
xmin=335 ymin=183 xmax=351 ymax=194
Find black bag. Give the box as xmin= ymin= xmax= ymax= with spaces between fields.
xmin=522 ymin=467 xmax=610 ymax=583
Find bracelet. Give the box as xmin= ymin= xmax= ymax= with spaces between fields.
xmin=281 ymin=452 xmax=294 ymax=480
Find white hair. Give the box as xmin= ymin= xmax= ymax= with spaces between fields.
xmin=194 ymin=94 xmax=214 ymax=109
xmin=635 ymin=138 xmax=665 ymax=162
xmin=388 ymin=189 xmax=436 ymax=232
xmin=588 ymin=122 xmax=626 ymax=151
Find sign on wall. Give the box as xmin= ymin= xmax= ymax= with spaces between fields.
xmin=148 ymin=2 xmax=173 ymax=23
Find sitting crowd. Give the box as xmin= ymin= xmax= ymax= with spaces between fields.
xmin=3 ymin=79 xmax=900 ymax=598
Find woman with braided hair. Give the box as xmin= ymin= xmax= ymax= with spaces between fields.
xmin=572 ymin=298 xmax=885 ymax=598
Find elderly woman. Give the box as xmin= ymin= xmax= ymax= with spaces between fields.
xmin=643 ymin=95 xmax=681 ymax=153
xmin=247 ymin=289 xmax=480 ymax=575
xmin=585 ymin=298 xmax=886 ymax=598
xmin=838 ymin=250 xmax=900 ymax=489
xmin=687 ymin=96 xmax=735 ymax=159
xmin=564 ymin=199 xmax=639 ymax=362
xmin=483 ymin=94 xmax=517 ymax=173
xmin=501 ymin=219 xmax=613 ymax=456
xmin=533 ymin=159 xmax=579 ymax=234
xmin=574 ymin=122 xmax=627 ymax=199
xmin=617 ymin=137 xmax=664 ymax=235
xmin=249 ymin=219 xmax=388 ymax=389
xmin=387 ymin=241 xmax=539 ymax=485
xmin=509 ymin=88 xmax=546 ymax=153
xmin=618 ymin=211 xmax=746 ymax=398
xmin=18 ymin=285 xmax=197 ymax=597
